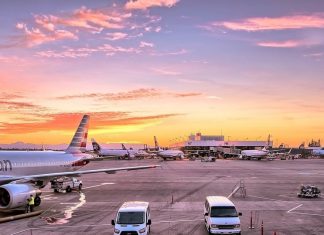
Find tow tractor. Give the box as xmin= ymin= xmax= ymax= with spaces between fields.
xmin=50 ymin=177 xmax=82 ymax=193
xmin=297 ymin=185 xmax=321 ymax=198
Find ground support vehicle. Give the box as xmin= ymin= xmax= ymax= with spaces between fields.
xmin=50 ymin=177 xmax=82 ymax=193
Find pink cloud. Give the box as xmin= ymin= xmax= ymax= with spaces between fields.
xmin=140 ymin=41 xmax=154 ymax=48
xmin=16 ymin=24 xmax=77 ymax=47
xmin=151 ymin=49 xmax=187 ymax=56
xmin=0 ymin=92 xmax=43 ymax=111
xmin=155 ymin=26 xmax=162 ymax=32
xmin=36 ymin=49 xmax=91 ymax=59
xmin=257 ymin=40 xmax=303 ymax=48
xmin=212 ymin=14 xmax=324 ymax=31
xmin=304 ymin=52 xmax=324 ymax=57
xmin=125 ymin=0 xmax=179 ymax=10
xmin=37 ymin=44 xmax=140 ymax=58
xmin=98 ymin=44 xmax=140 ymax=55
xmin=151 ymin=68 xmax=182 ymax=76
xmin=106 ymin=32 xmax=128 ymax=40
xmin=56 ymin=88 xmax=200 ymax=100
xmin=34 ymin=15 xmax=55 ymax=31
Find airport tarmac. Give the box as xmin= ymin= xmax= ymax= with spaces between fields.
xmin=1 ymin=159 xmax=324 ymax=235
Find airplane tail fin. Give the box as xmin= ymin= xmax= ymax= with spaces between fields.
xmin=91 ymin=138 xmax=101 ymax=153
xmin=66 ymin=114 xmax=89 ymax=154
xmin=154 ymin=136 xmax=160 ymax=151
xmin=121 ymin=143 xmax=127 ymax=150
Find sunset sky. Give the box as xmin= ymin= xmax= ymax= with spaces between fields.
xmin=1 ymin=0 xmax=324 ymax=147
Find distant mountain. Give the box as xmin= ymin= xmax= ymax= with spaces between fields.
xmin=0 ymin=142 xmax=67 ymax=151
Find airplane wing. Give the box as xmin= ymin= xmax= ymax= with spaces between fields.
xmin=0 ymin=165 xmax=160 ymax=185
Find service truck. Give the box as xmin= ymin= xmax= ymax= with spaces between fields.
xmin=50 ymin=177 xmax=82 ymax=193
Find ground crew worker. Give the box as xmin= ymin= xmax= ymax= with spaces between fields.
xmin=25 ymin=197 xmax=30 ymax=213
xmin=28 ymin=194 xmax=35 ymax=212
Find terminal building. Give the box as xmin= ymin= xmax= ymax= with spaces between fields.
xmin=171 ymin=133 xmax=273 ymax=157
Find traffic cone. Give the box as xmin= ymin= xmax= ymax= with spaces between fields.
xmin=249 ymin=211 xmax=254 ymax=229
xmin=261 ymin=220 xmax=264 ymax=235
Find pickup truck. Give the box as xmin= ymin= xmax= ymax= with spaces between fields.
xmin=50 ymin=177 xmax=82 ymax=193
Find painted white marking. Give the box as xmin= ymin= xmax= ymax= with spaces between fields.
xmin=287 ymin=204 xmax=303 ymax=213
xmin=228 ymin=186 xmax=240 ymax=199
xmin=83 ymin=182 xmax=115 ymax=189
xmin=42 ymin=197 xmax=58 ymax=201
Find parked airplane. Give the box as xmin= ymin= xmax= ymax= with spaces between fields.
xmin=154 ymin=136 xmax=184 ymax=160
xmin=312 ymin=148 xmax=324 ymax=156
xmin=0 ymin=115 xmax=158 ymax=211
xmin=240 ymin=147 xmax=270 ymax=160
xmin=92 ymin=139 xmax=135 ymax=159
xmin=121 ymin=144 xmax=151 ymax=159
xmin=240 ymin=147 xmax=292 ymax=160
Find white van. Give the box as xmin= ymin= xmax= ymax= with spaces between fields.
xmin=111 ymin=201 xmax=151 ymax=235
xmin=204 ymin=196 xmax=242 ymax=235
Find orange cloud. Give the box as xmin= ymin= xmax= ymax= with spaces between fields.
xmin=54 ymin=7 xmax=130 ymax=32
xmin=0 ymin=112 xmax=181 ymax=134
xmin=212 ymin=14 xmax=324 ymax=31
xmin=0 ymin=101 xmax=40 ymax=110
xmin=257 ymin=40 xmax=303 ymax=48
xmin=125 ymin=0 xmax=179 ymax=10
xmin=34 ymin=7 xmax=131 ymax=33
xmin=172 ymin=92 xmax=201 ymax=98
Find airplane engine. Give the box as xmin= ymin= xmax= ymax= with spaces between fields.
xmin=0 ymin=184 xmax=42 ymax=209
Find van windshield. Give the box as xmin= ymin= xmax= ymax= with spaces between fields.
xmin=117 ymin=212 xmax=145 ymax=224
xmin=210 ymin=206 xmax=238 ymax=217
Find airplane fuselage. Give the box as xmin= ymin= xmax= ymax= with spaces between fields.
xmin=0 ymin=151 xmax=90 ymax=177
xmin=313 ymin=149 xmax=324 ymax=156
xmin=98 ymin=149 xmax=130 ymax=157
xmin=158 ymin=150 xmax=184 ymax=159
xmin=241 ymin=150 xmax=268 ymax=157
